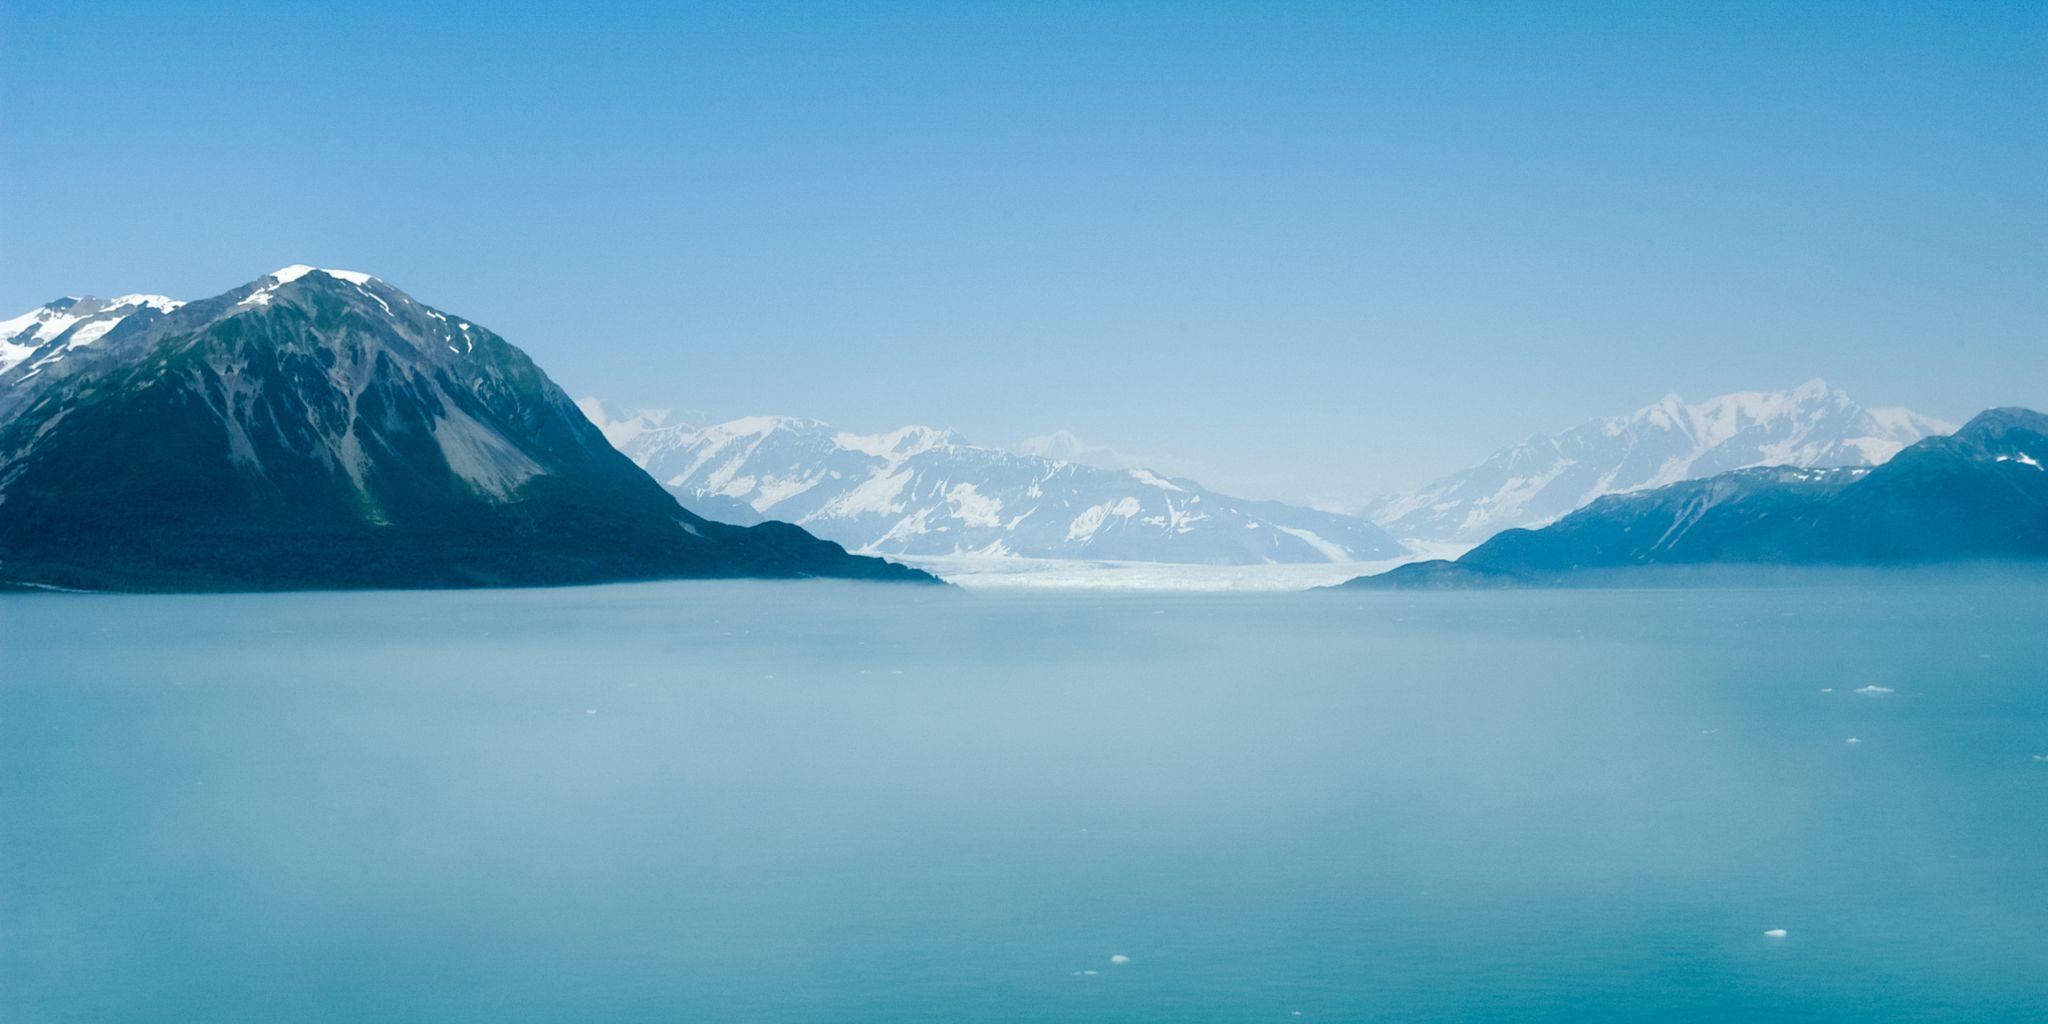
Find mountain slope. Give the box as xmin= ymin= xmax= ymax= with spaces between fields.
xmin=0 ymin=267 xmax=932 ymax=590
xmin=1340 ymin=408 xmax=2048 ymax=587
xmin=592 ymin=410 xmax=1407 ymax=564
xmin=1362 ymin=381 xmax=1951 ymax=544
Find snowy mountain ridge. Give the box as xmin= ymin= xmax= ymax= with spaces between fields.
xmin=1 ymin=294 xmax=186 ymax=376
xmin=582 ymin=403 xmax=1407 ymax=565
xmin=1361 ymin=380 xmax=1953 ymax=544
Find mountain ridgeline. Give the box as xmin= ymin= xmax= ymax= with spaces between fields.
xmin=0 ymin=267 xmax=932 ymax=590
xmin=1361 ymin=381 xmax=1951 ymax=544
xmin=581 ymin=407 xmax=1408 ymax=565
xmin=1342 ymin=408 xmax=2048 ymax=589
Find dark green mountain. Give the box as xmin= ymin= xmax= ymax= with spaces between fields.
xmin=0 ymin=266 xmax=934 ymax=591
xmin=1339 ymin=407 xmax=2048 ymax=589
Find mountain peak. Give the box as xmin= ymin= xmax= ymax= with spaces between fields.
xmin=0 ymin=269 xmax=934 ymax=589
xmin=1955 ymin=406 xmax=2048 ymax=452
xmin=834 ymin=423 xmax=955 ymax=460
xmin=266 ymin=264 xmax=376 ymax=286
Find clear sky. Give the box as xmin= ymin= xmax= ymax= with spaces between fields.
xmin=4 ymin=1 xmax=2042 ymax=504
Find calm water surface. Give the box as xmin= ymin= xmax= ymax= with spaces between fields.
xmin=4 ymin=578 xmax=2046 ymax=1022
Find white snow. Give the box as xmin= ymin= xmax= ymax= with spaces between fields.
xmin=267 ymin=265 xmax=372 ymax=285
xmin=106 ymin=294 xmax=183 ymax=312
xmin=834 ymin=424 xmax=952 ymax=461
xmin=944 ymin=482 xmax=1004 ymax=527
xmin=608 ymin=408 xmax=1409 ymax=565
xmin=65 ymin=319 xmax=123 ymax=347
xmin=579 ymin=398 xmax=677 ymax=449
xmin=1064 ymin=497 xmax=1142 ymax=542
xmin=1365 ymin=382 xmax=1954 ymax=544
xmin=901 ymin=554 xmax=1423 ymax=591
xmin=819 ymin=467 xmax=913 ymax=517
xmin=752 ymin=470 xmax=826 ymax=511
xmin=355 ymin=283 xmax=393 ymax=316
xmin=1271 ymin=525 xmax=1350 ymax=562
xmin=1128 ymin=468 xmax=1183 ymax=491
xmin=2 ymin=310 xmax=82 ymax=346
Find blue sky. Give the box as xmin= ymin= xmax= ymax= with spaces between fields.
xmin=3 ymin=1 xmax=2042 ymax=502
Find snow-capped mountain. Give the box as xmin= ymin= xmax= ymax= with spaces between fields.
xmin=586 ymin=407 xmax=1407 ymax=564
xmin=1 ymin=294 xmax=185 ymax=376
xmin=1346 ymin=406 xmax=2048 ymax=588
xmin=0 ymin=267 xmax=930 ymax=589
xmin=1361 ymin=380 xmax=1953 ymax=545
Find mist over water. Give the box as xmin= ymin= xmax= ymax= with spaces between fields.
xmin=5 ymin=576 xmax=2047 ymax=1022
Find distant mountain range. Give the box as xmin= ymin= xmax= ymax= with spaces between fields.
xmin=0 ymin=268 xmax=931 ymax=590
xmin=6 ymin=269 xmax=2013 ymax=590
xmin=1342 ymin=407 xmax=2048 ymax=589
xmin=580 ymin=405 xmax=1407 ymax=564
xmin=1361 ymin=381 xmax=1952 ymax=544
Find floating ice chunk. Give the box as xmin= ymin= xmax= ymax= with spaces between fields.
xmin=1854 ymin=685 xmax=1894 ymax=695
xmin=1082 ymin=969 xmax=1098 ymax=976
xmin=1845 ymin=738 xmax=1861 ymax=744
xmin=1764 ymin=928 xmax=1788 ymax=939
xmin=1820 ymin=688 xmax=1834 ymax=693
xmin=1109 ymin=954 xmax=1130 ymax=965
xmin=584 ymin=709 xmax=598 ymax=716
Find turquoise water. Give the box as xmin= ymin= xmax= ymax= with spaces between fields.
xmin=4 ymin=578 xmax=2046 ymax=1022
